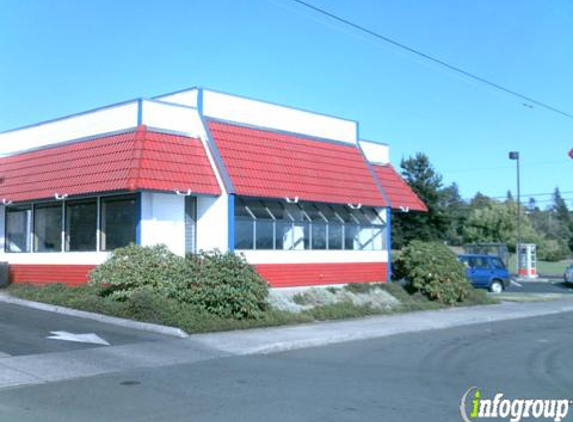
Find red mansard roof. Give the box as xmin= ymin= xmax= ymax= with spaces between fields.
xmin=208 ymin=121 xmax=388 ymax=207
xmin=0 ymin=126 xmax=220 ymax=203
xmin=372 ymin=164 xmax=427 ymax=212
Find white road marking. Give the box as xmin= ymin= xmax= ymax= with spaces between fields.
xmin=511 ymin=280 xmax=523 ymax=288
xmin=47 ymin=331 xmax=110 ymax=346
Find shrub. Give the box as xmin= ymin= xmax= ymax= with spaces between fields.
xmin=178 ymin=251 xmax=269 ymax=320
xmin=392 ymin=241 xmax=472 ymax=305
xmin=89 ymin=244 xmax=189 ymax=301
xmin=90 ymin=245 xmax=269 ymax=320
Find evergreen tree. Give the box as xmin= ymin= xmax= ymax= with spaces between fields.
xmin=391 ymin=153 xmax=449 ymax=248
xmin=551 ymin=187 xmax=572 ymax=253
xmin=552 ymin=187 xmax=570 ymax=225
xmin=439 ymin=182 xmax=468 ymax=245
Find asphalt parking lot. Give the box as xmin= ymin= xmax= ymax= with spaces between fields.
xmin=0 ymin=302 xmax=171 ymax=358
xmin=505 ymin=279 xmax=573 ymax=294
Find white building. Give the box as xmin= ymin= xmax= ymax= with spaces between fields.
xmin=0 ymin=88 xmax=425 ymax=287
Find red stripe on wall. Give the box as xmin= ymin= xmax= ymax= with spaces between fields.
xmin=9 ymin=262 xmax=388 ymax=288
xmin=255 ymin=262 xmax=388 ymax=288
xmin=9 ymin=265 xmax=96 ymax=286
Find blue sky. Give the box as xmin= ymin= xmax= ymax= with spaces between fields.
xmin=1 ymin=0 xmax=572 ymax=206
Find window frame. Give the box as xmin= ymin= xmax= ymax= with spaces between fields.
xmin=5 ymin=205 xmax=33 ymax=253
xmin=33 ymin=202 xmax=64 ymax=253
xmin=233 ymin=197 xmax=387 ymax=252
xmin=99 ymin=194 xmax=138 ymax=252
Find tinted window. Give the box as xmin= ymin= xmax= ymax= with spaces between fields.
xmin=34 ymin=203 xmax=62 ymax=252
xmin=235 ymin=219 xmax=254 ymax=249
xmin=255 ymin=220 xmax=274 ymax=249
xmin=101 ymin=196 xmax=137 ymax=251
xmin=6 ymin=206 xmax=31 ymax=253
xmin=66 ymin=200 xmax=97 ymax=251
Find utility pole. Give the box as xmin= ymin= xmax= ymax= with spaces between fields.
xmin=509 ymin=151 xmax=520 ymax=276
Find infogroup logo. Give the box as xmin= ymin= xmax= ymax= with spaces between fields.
xmin=460 ymin=387 xmax=571 ymax=422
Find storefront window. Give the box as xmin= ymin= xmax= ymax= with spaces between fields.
xmin=66 ymin=200 xmax=97 ymax=251
xmin=233 ymin=197 xmax=386 ymax=251
xmin=328 ymin=223 xmax=343 ymax=249
xmin=256 ymin=220 xmax=274 ymax=249
xmin=101 ymin=196 xmax=137 ymax=251
xmin=6 ymin=206 xmax=31 ymax=253
xmin=34 ymin=203 xmax=62 ymax=252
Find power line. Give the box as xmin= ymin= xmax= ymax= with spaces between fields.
xmin=461 ymin=191 xmax=573 ymax=202
xmin=287 ymin=0 xmax=573 ymax=120
xmin=489 ymin=190 xmax=573 ymax=200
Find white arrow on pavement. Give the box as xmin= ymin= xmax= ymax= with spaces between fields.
xmin=47 ymin=331 xmax=110 ymax=346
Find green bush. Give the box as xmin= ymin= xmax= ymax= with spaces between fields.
xmin=89 ymin=244 xmax=188 ymax=301
xmin=179 ymin=251 xmax=269 ymax=320
xmin=392 ymin=241 xmax=472 ymax=305
xmin=89 ymin=245 xmax=269 ymax=320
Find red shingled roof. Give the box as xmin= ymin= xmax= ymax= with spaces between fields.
xmin=372 ymin=164 xmax=427 ymax=212
xmin=208 ymin=121 xmax=387 ymax=207
xmin=0 ymin=126 xmax=220 ymax=203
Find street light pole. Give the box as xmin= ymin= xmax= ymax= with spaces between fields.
xmin=509 ymin=151 xmax=521 ymax=276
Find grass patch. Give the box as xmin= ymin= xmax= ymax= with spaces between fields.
xmin=6 ymin=282 xmax=497 ymax=334
xmin=507 ymin=255 xmax=572 ymax=276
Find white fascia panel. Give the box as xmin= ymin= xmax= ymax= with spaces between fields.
xmin=360 ymin=140 xmax=390 ymax=165
xmin=0 ymin=102 xmax=139 ymax=157
xmin=153 ymin=88 xmax=199 ymax=108
xmin=141 ymin=100 xmax=203 ymax=138
xmin=202 ymin=90 xmax=358 ymax=144
xmin=239 ymin=250 xmax=388 ymax=265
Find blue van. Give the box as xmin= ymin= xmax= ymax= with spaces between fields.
xmin=458 ymin=254 xmax=511 ymax=293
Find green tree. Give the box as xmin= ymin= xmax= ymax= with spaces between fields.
xmin=551 ymin=187 xmax=572 ymax=253
xmin=439 ymin=182 xmax=468 ymax=245
xmin=552 ymin=188 xmax=571 ymax=225
xmin=469 ymin=192 xmax=493 ymax=209
xmin=462 ymin=200 xmax=541 ymax=248
xmin=462 ymin=200 xmax=568 ymax=261
xmin=391 ymin=153 xmax=449 ymax=248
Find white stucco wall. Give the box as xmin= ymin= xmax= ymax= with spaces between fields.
xmin=196 ymin=195 xmax=229 ymax=252
xmin=140 ymin=192 xmax=186 ymax=256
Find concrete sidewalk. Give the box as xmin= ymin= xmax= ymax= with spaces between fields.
xmin=191 ymin=298 xmax=573 ymax=354
xmin=3 ymin=298 xmax=573 ymax=390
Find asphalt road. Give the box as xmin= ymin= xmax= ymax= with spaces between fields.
xmin=2 ymin=311 xmax=573 ymax=421
xmin=0 ymin=302 xmax=170 ymax=357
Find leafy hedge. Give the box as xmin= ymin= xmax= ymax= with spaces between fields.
xmin=393 ymin=240 xmax=472 ymax=305
xmin=89 ymin=245 xmax=268 ymax=319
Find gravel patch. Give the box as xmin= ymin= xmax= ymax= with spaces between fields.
xmin=268 ymin=285 xmax=400 ymax=313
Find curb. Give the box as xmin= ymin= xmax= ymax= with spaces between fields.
xmin=190 ymin=298 xmax=573 ymax=356
xmin=0 ymin=293 xmax=189 ymax=339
